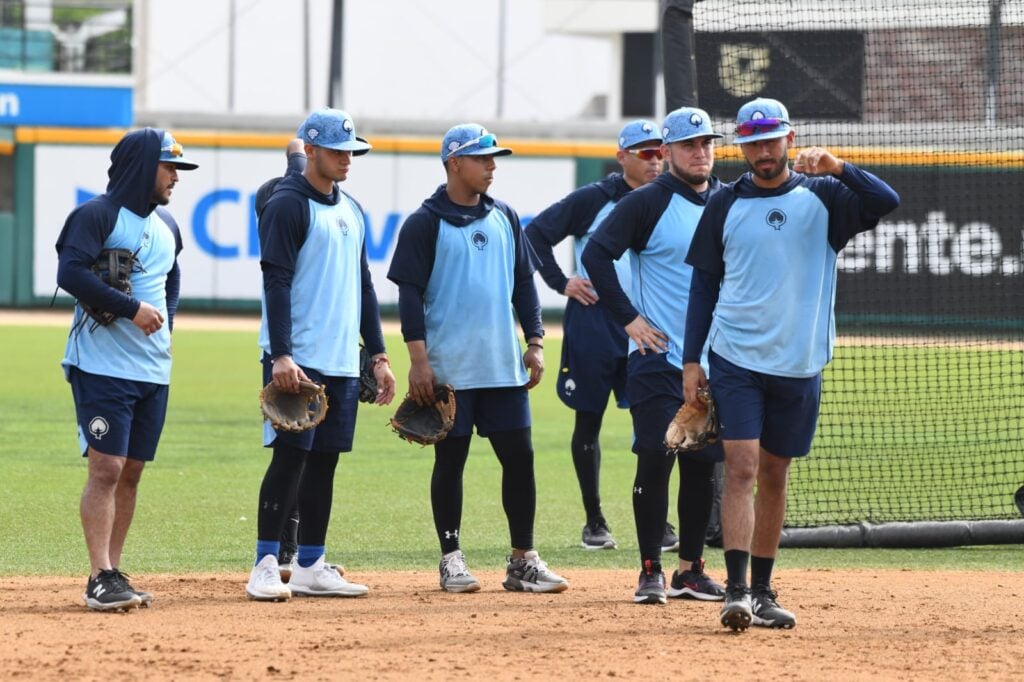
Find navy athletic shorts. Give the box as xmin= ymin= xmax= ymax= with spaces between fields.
xmin=262 ymin=355 xmax=359 ymax=453
xmin=68 ymin=366 xmax=169 ymax=461
xmin=708 ymin=349 xmax=821 ymax=457
xmin=450 ymin=386 xmax=531 ymax=438
xmin=626 ymin=351 xmax=724 ymax=463
xmin=556 ymin=300 xmax=629 ymax=413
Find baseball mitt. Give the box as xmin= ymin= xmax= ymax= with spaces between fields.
xmin=358 ymin=345 xmax=377 ymax=404
xmin=389 ymin=384 xmax=456 ymax=446
xmin=259 ymin=380 xmax=328 ymax=433
xmin=80 ymin=248 xmax=140 ymax=329
xmin=664 ymin=386 xmax=720 ymax=453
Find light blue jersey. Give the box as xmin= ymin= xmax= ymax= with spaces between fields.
xmin=628 ymin=194 xmax=706 ymax=368
xmin=259 ymin=194 xmax=365 ymax=376
xmin=574 ymin=200 xmax=633 ymax=300
xmin=424 ymin=210 xmax=528 ymax=389
xmin=62 ymin=207 xmax=176 ymax=384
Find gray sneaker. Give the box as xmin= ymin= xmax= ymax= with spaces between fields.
xmin=661 ymin=522 xmax=680 ymax=553
xmin=633 ymin=561 xmax=667 ymax=605
xmin=581 ymin=518 xmax=617 ymax=550
xmin=439 ymin=550 xmax=481 ymax=593
xmin=503 ymin=551 xmax=569 ymax=593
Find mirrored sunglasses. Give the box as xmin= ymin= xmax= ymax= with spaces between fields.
xmin=735 ymin=118 xmax=789 ymax=138
xmin=449 ymin=133 xmax=498 ymax=157
xmin=626 ymin=148 xmax=664 ymax=161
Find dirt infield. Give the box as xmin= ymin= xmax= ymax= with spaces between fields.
xmin=2 ymin=569 xmax=1020 ymax=680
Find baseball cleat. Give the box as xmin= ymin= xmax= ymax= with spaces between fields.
xmin=115 ymin=569 xmax=153 ymax=607
xmin=289 ymin=555 xmax=368 ymax=598
xmin=751 ymin=586 xmax=796 ymax=629
xmin=83 ymin=569 xmax=142 ymax=612
xmin=246 ymin=554 xmax=292 ymax=602
xmin=720 ymin=582 xmax=752 ymax=631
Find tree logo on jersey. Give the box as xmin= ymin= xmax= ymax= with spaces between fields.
xmin=471 ymin=231 xmax=488 ymax=250
xmin=337 ymin=216 xmax=350 ymax=235
xmin=563 ymin=378 xmax=577 ymax=396
xmin=88 ymin=416 xmax=109 ymax=441
xmin=689 ymin=113 xmax=703 ymax=127
xmin=766 ymin=208 xmax=787 ymax=231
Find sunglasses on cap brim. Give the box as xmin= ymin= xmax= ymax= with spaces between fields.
xmin=735 ymin=118 xmax=790 ymax=137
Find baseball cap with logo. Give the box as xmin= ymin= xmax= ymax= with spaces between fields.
xmin=297 ymin=108 xmax=372 ymax=155
xmin=441 ymin=124 xmax=512 ymax=163
xmin=733 ymin=98 xmax=792 ymax=145
xmin=158 ymin=131 xmax=199 ymax=170
xmin=618 ymin=120 xmax=662 ymax=150
xmin=661 ymin=107 xmax=723 ymax=144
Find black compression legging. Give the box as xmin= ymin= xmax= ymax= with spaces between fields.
xmin=632 ymin=447 xmax=716 ymax=565
xmin=571 ymin=410 xmax=605 ymax=522
xmin=257 ymin=443 xmax=339 ymax=546
xmin=431 ymin=428 xmax=536 ymax=554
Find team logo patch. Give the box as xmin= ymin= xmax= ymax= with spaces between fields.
xmin=337 ymin=216 xmax=350 ymax=235
xmin=690 ymin=113 xmax=703 ymax=126
xmin=642 ymin=122 xmax=653 ymax=133
xmin=564 ymin=378 xmax=577 ymax=396
xmin=88 ymin=416 xmax=109 ymax=440
xmin=471 ymin=231 xmax=488 ymax=250
xmin=307 ymin=128 xmax=319 ymax=141
xmin=766 ymin=208 xmax=787 ymax=230
xmin=662 ymin=126 xmax=670 ymax=138
xmin=342 ymin=118 xmax=354 ymax=133
xmin=750 ymin=110 xmax=766 ymax=121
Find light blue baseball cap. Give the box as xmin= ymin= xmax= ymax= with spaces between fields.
xmin=618 ymin=119 xmax=662 ymax=149
xmin=158 ymin=131 xmax=198 ymax=170
xmin=733 ymin=98 xmax=792 ymax=145
xmin=441 ymin=123 xmax=512 ymax=163
xmin=297 ymin=108 xmax=371 ymax=155
xmin=661 ymin=107 xmax=722 ymax=143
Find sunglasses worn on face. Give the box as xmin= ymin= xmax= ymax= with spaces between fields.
xmin=735 ymin=118 xmax=789 ymax=137
xmin=626 ymin=148 xmax=663 ymax=161
xmin=449 ymin=133 xmax=498 ymax=156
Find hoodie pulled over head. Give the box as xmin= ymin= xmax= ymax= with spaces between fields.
xmin=56 ymin=127 xmax=185 ymax=386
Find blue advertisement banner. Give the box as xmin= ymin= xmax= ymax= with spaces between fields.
xmin=0 ymin=82 xmax=132 ymax=127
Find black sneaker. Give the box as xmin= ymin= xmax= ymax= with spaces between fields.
xmin=751 ymin=586 xmax=797 ymax=629
xmin=667 ymin=559 xmax=725 ymax=601
xmin=581 ymin=518 xmax=617 ymax=550
xmin=115 ymin=569 xmax=153 ymax=608
xmin=83 ymin=569 xmax=142 ymax=612
xmin=660 ymin=522 xmax=679 ymax=553
xmin=719 ymin=582 xmax=752 ymax=631
xmin=633 ymin=560 xmax=667 ymax=605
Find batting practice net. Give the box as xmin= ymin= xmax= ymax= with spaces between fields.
xmin=683 ymin=0 xmax=1024 ymax=529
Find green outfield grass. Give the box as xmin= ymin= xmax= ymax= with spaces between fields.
xmin=0 ymin=323 xmax=1020 ymax=577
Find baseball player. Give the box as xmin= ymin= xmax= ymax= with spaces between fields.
xmin=387 ymin=123 xmax=569 ymax=594
xmin=582 ymin=107 xmax=727 ymax=605
xmin=525 ymin=120 xmax=679 ymax=552
xmin=246 ymin=109 xmax=396 ymax=602
xmin=683 ymin=98 xmax=900 ymax=630
xmin=56 ymin=128 xmax=198 ymax=611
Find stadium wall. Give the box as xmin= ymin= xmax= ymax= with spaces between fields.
xmin=6 ymin=127 xmax=1024 ymax=326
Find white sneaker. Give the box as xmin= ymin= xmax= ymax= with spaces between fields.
xmin=289 ymin=555 xmax=368 ymax=598
xmin=439 ymin=550 xmax=481 ymax=593
xmin=246 ymin=554 xmax=292 ymax=602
